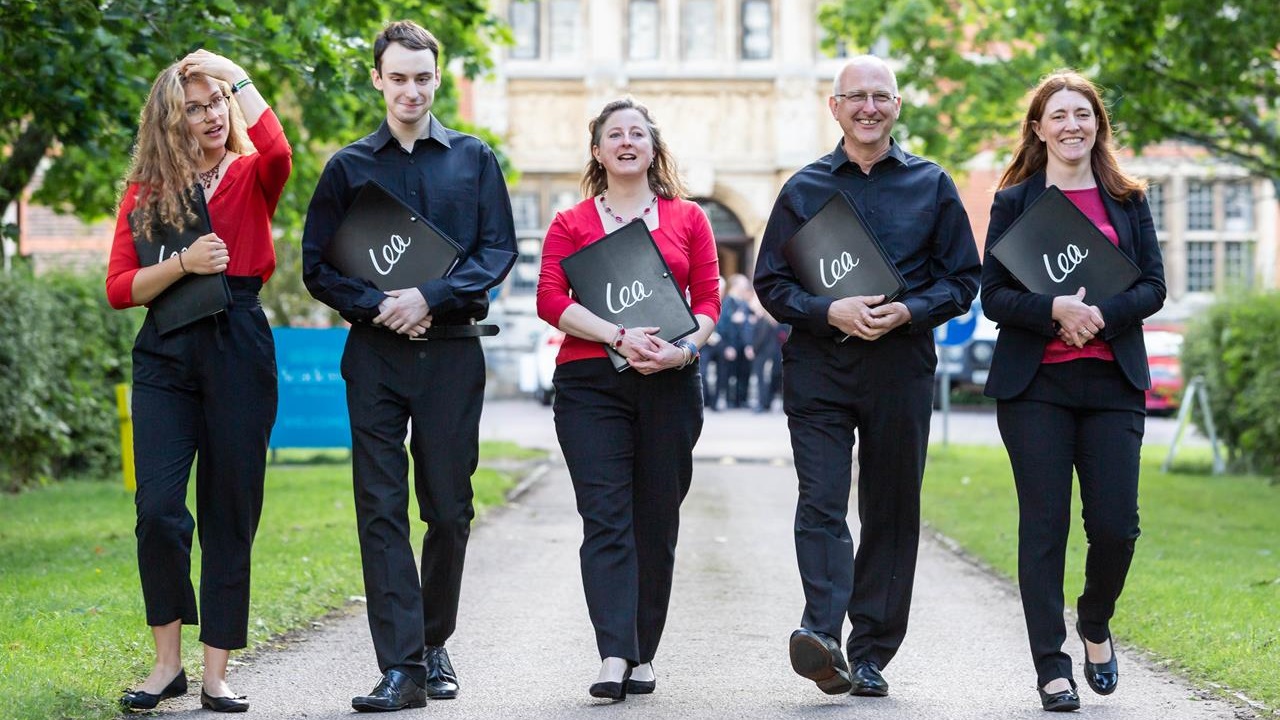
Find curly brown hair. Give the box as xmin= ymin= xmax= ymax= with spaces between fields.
xmin=998 ymin=70 xmax=1145 ymax=202
xmin=580 ymin=98 xmax=687 ymax=200
xmin=123 ymin=62 xmax=252 ymax=241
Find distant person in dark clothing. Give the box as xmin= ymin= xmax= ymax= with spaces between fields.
xmin=751 ymin=301 xmax=788 ymax=413
xmin=716 ymin=273 xmax=754 ymax=408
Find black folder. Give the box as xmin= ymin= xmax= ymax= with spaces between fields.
xmin=130 ymin=187 xmax=231 ymax=336
xmin=323 ymin=180 xmax=463 ymax=289
xmin=988 ymin=185 xmax=1140 ymax=300
xmin=560 ymin=219 xmax=699 ymax=372
xmin=782 ymin=192 xmax=906 ymax=303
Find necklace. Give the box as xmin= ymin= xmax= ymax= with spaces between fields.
xmin=599 ymin=192 xmax=657 ymax=225
xmin=198 ymin=148 xmax=229 ymax=189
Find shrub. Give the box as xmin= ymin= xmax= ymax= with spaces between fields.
xmin=1180 ymin=291 xmax=1280 ymax=478
xmin=0 ymin=268 xmax=137 ymax=490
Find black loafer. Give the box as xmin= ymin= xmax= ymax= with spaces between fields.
xmin=201 ymin=689 xmax=249 ymax=713
xmin=352 ymin=669 xmax=427 ymax=712
xmin=589 ymin=666 xmax=632 ymax=701
xmin=1076 ymin=621 xmax=1118 ymax=695
xmin=424 ymin=645 xmax=460 ymax=699
xmin=1038 ymin=680 xmax=1081 ymax=712
xmin=626 ymin=662 xmax=656 ymax=694
xmin=849 ymin=658 xmax=889 ymax=697
xmin=120 ymin=668 xmax=187 ymax=711
xmin=788 ymin=628 xmax=852 ymax=695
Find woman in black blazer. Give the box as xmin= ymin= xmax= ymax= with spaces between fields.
xmin=981 ymin=71 xmax=1165 ymax=712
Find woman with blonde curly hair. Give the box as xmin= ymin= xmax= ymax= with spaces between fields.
xmin=107 ymin=49 xmax=291 ymax=713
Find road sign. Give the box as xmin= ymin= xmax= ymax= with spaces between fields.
xmin=936 ymin=302 xmax=979 ymax=347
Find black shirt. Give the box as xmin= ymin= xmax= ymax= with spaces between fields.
xmin=754 ymin=139 xmax=980 ymax=338
xmin=302 ymin=115 xmax=517 ymax=325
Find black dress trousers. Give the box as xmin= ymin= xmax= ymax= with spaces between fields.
xmin=341 ymin=324 xmax=484 ymax=685
xmin=996 ymin=358 xmax=1143 ymax=687
xmin=783 ymin=329 xmax=935 ymax=669
xmin=131 ymin=278 xmax=277 ymax=650
xmin=552 ymin=357 xmax=704 ymax=663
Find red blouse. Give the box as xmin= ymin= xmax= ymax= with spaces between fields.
xmin=1042 ymin=186 xmax=1119 ymax=365
xmin=537 ymin=196 xmax=722 ymax=365
xmin=106 ymin=109 xmax=292 ymax=308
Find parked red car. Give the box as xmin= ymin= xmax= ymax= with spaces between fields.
xmin=1143 ymin=325 xmax=1184 ymax=415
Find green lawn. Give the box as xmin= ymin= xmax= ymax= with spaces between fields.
xmin=0 ymin=442 xmax=542 ymax=720
xmin=923 ymin=444 xmax=1280 ymax=710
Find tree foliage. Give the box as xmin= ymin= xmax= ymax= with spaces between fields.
xmin=817 ymin=0 xmax=1280 ymax=183
xmin=0 ymin=0 xmax=508 ymax=322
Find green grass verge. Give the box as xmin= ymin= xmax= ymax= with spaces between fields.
xmin=923 ymin=443 xmax=1280 ymax=710
xmin=0 ymin=441 xmax=543 ymax=720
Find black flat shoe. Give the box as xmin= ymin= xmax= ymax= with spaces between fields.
xmin=120 ymin=668 xmax=187 ymax=711
xmin=352 ymin=669 xmax=427 ymax=712
xmin=788 ymin=628 xmax=852 ymax=695
xmin=1076 ymin=621 xmax=1119 ymax=695
xmin=1038 ymin=680 xmax=1081 ymax=712
xmin=849 ymin=658 xmax=889 ymax=697
xmin=626 ymin=663 xmax=656 ymax=694
xmin=424 ymin=645 xmax=460 ymax=700
xmin=201 ymin=690 xmax=249 ymax=713
xmin=589 ymin=666 xmax=632 ymax=701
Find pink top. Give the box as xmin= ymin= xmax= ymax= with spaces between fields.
xmin=106 ymin=109 xmax=292 ymax=308
xmin=1042 ymin=186 xmax=1119 ymax=365
xmin=537 ymin=196 xmax=721 ymax=365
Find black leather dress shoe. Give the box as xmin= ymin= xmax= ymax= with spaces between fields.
xmin=1038 ymin=680 xmax=1081 ymax=712
xmin=201 ymin=689 xmax=249 ymax=713
xmin=352 ymin=669 xmax=427 ymax=712
xmin=589 ymin=666 xmax=632 ymax=701
xmin=788 ymin=628 xmax=852 ymax=695
xmin=849 ymin=658 xmax=889 ymax=697
xmin=424 ymin=646 xmax=459 ymax=699
xmin=1076 ymin=621 xmax=1118 ymax=695
xmin=120 ymin=668 xmax=187 ymax=711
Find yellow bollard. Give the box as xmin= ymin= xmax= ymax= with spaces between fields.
xmin=116 ymin=384 xmax=136 ymax=491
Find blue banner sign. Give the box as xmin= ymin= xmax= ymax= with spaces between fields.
xmin=271 ymin=327 xmax=350 ymax=449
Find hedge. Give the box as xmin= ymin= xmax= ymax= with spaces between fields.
xmin=0 ymin=268 xmax=137 ymax=491
xmin=1180 ymin=291 xmax=1280 ymax=479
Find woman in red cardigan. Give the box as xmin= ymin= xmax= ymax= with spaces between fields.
xmin=537 ymin=98 xmax=721 ymax=701
xmin=108 ymin=49 xmax=291 ymax=714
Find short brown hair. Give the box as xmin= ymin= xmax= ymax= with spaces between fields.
xmin=374 ymin=20 xmax=440 ymax=72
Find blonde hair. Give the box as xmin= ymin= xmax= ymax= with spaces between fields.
xmin=123 ymin=63 xmax=252 ymax=240
xmin=998 ymin=70 xmax=1145 ymax=201
xmin=580 ymin=98 xmax=687 ymax=200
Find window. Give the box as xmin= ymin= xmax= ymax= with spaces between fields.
xmin=1186 ymin=241 xmax=1215 ymax=292
xmin=1186 ymin=181 xmax=1213 ymax=231
xmin=682 ymin=0 xmax=717 ymax=60
xmin=628 ymin=0 xmax=660 ymax=60
xmin=1223 ymin=181 xmax=1254 ymax=232
xmin=510 ymin=192 xmax=541 ymax=232
xmin=1224 ymin=241 xmax=1255 ymax=289
xmin=740 ymin=0 xmax=772 ymax=60
xmin=510 ymin=1 xmax=539 ymax=59
xmin=549 ymin=0 xmax=580 ymax=59
xmin=1146 ymin=181 xmax=1164 ymax=232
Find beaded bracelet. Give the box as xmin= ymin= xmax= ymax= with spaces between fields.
xmin=231 ymin=77 xmax=254 ymax=94
xmin=611 ymin=324 xmax=626 ymax=349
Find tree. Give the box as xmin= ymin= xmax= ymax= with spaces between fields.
xmin=817 ymin=0 xmax=1280 ymax=186
xmin=0 ymin=0 xmax=508 ymax=322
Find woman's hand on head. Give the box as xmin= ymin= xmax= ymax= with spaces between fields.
xmin=179 ymin=49 xmax=245 ymax=85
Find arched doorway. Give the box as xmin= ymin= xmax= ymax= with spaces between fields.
xmin=694 ymin=197 xmax=752 ymax=278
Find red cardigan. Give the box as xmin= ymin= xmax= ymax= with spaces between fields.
xmin=537 ymin=196 xmax=722 ymax=365
xmin=106 ymin=109 xmax=292 ymax=308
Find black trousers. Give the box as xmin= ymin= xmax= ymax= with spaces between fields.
xmin=341 ymin=324 xmax=484 ymax=685
xmin=996 ymin=359 xmax=1143 ymax=687
xmin=783 ymin=330 xmax=935 ymax=668
xmin=131 ymin=278 xmax=277 ymax=650
xmin=552 ymin=358 xmax=703 ymax=663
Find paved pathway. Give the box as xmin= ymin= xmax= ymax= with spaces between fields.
xmin=148 ymin=402 xmax=1246 ymax=719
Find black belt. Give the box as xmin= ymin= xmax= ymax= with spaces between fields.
xmin=410 ymin=322 xmax=500 ymax=341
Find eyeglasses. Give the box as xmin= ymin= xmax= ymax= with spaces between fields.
xmin=185 ymin=94 xmax=229 ymax=120
xmin=833 ymin=91 xmax=898 ymax=107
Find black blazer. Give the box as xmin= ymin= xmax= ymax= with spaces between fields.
xmin=981 ymin=171 xmax=1166 ymax=400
